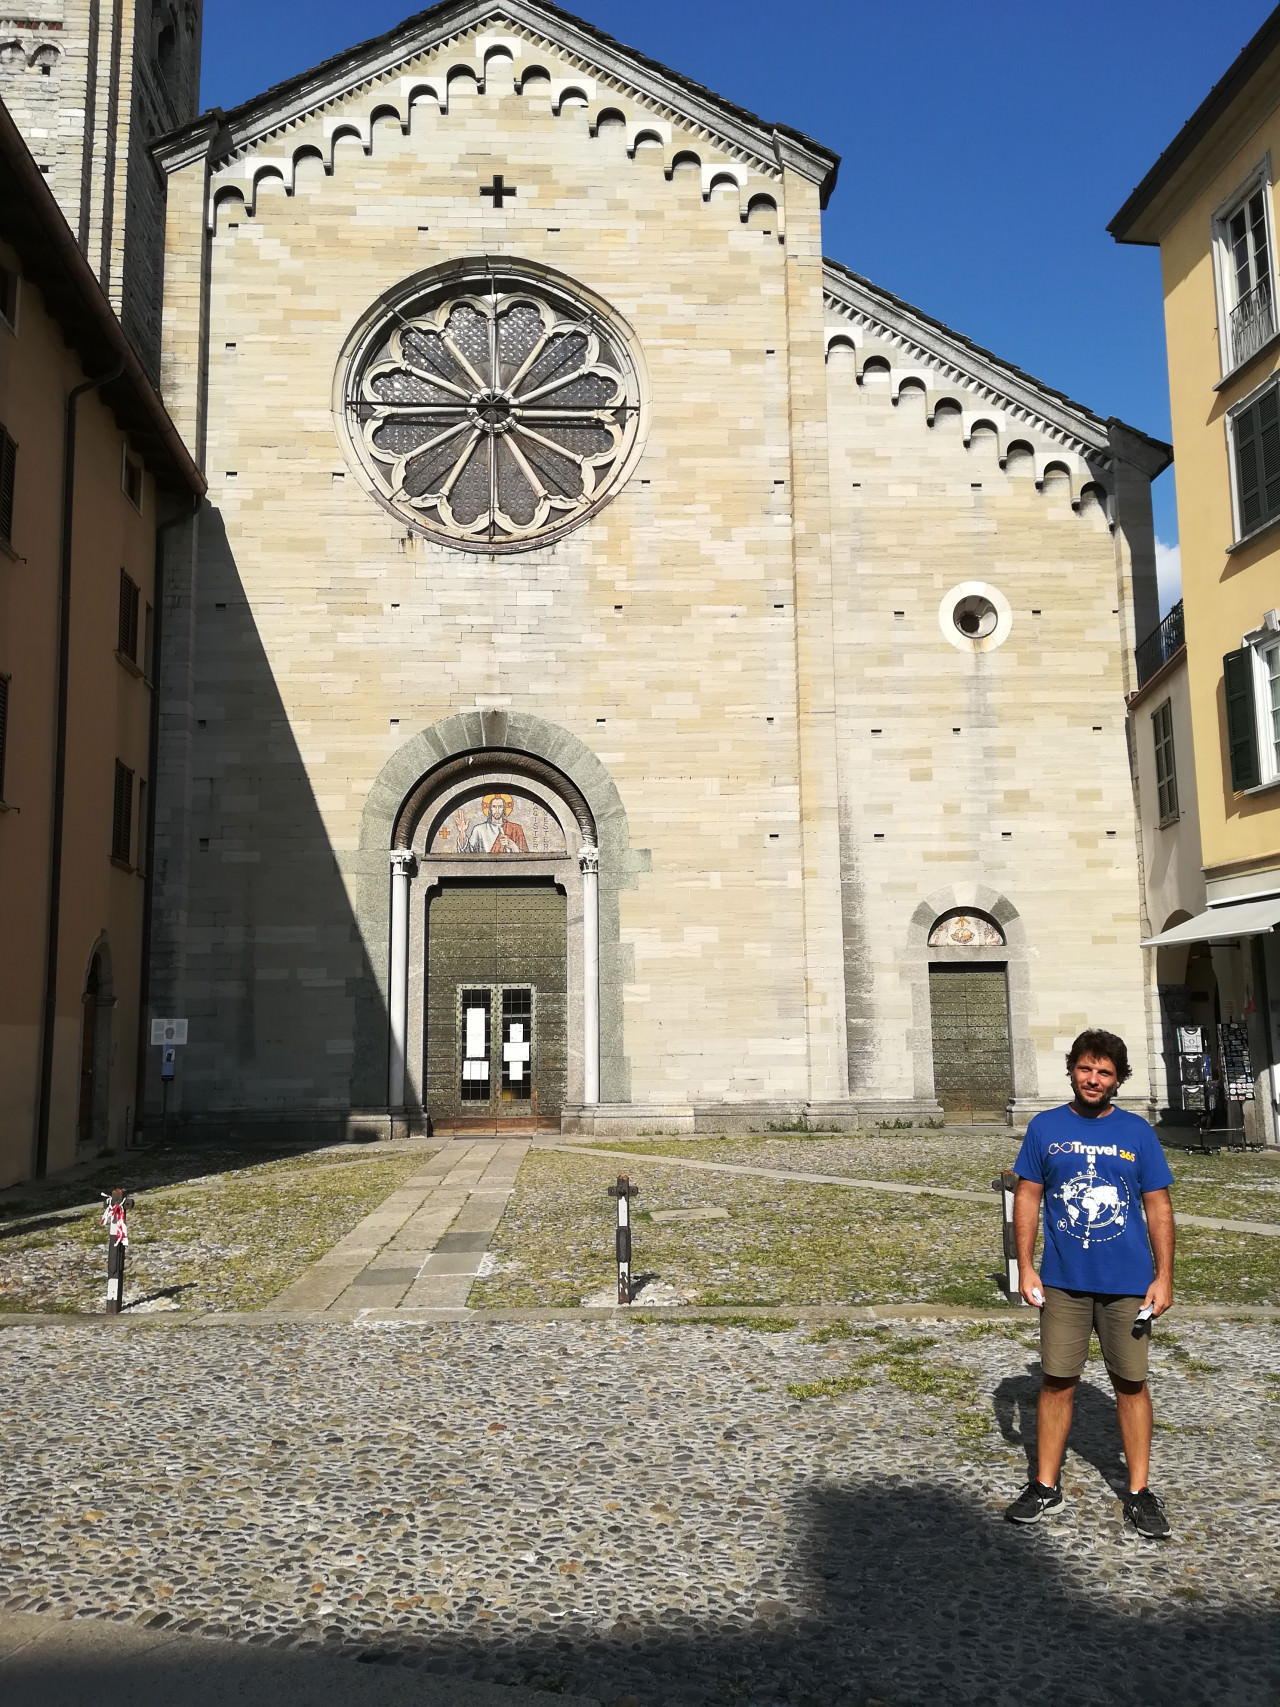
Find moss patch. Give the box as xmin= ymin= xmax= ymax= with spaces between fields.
xmin=0 ymin=1144 xmax=434 ymax=1314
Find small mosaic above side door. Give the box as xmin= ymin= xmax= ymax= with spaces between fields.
xmin=430 ymin=792 xmax=567 ymax=856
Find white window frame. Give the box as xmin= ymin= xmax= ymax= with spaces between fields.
xmin=1212 ymin=156 xmax=1279 ymax=378
xmin=1250 ymin=629 xmax=1280 ymax=788
xmin=120 ymin=444 xmax=143 ymax=513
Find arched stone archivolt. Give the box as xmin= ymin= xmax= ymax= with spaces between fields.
xmin=905 ymin=884 xmax=1038 ymax=1116
xmin=352 ymin=711 xmax=645 ymax=1124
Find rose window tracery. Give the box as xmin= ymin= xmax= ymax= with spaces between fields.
xmin=340 ymin=266 xmax=644 ymax=551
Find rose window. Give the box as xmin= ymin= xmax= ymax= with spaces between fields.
xmin=340 ymin=266 xmax=644 ymax=551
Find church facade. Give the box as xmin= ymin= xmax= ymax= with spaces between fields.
xmin=137 ymin=0 xmax=1167 ymax=1139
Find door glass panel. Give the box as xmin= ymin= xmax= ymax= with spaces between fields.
xmin=460 ymin=987 xmax=491 ymax=1100
xmin=501 ymin=987 xmax=533 ymax=1099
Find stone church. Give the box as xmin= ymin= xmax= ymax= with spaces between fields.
xmin=9 ymin=0 xmax=1173 ymax=1140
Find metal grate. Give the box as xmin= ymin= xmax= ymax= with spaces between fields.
xmin=426 ymin=880 xmax=566 ymax=1124
xmin=501 ymin=987 xmax=533 ymax=1098
xmin=1134 ymin=600 xmax=1184 ymax=689
xmin=0 ymin=426 xmax=15 ymax=543
xmin=111 ymin=760 xmax=133 ymax=863
xmin=117 ymin=569 xmax=140 ymax=661
xmin=459 ymin=987 xmax=491 ymax=1100
xmin=1231 ymin=276 xmax=1276 ymax=368
xmin=929 ymin=966 xmax=1012 ymax=1124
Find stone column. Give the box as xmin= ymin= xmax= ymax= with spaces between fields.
xmin=579 ymin=844 xmax=600 ymax=1105
xmin=387 ymin=850 xmax=416 ymax=1108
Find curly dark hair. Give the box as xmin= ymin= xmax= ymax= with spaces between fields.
xmin=1066 ymin=1028 xmax=1131 ymax=1085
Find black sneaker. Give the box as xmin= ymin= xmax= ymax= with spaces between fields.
xmin=1122 ymin=1487 xmax=1171 ymax=1540
xmin=1004 ymin=1479 xmax=1063 ymax=1524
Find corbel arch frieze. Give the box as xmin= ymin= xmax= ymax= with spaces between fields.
xmin=205 ymin=40 xmax=784 ymax=234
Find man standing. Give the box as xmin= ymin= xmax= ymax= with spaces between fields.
xmin=1003 ymin=1028 xmax=1175 ymax=1539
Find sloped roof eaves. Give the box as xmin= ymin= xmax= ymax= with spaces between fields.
xmin=1109 ymin=6 xmax=1280 ymax=243
xmin=0 ymin=103 xmax=204 ymax=496
xmin=822 ymin=257 xmax=1171 ymax=470
xmin=154 ymin=0 xmax=838 ymax=199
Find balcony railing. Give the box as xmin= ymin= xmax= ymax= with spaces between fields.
xmin=1230 ymin=276 xmax=1276 ymax=368
xmin=1135 ymin=599 xmax=1185 ymax=690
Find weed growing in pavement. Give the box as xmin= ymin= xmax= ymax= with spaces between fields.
xmin=1265 ymin=1374 xmax=1280 ymax=1401
xmin=787 ymin=1373 xmax=873 ymax=1400
xmin=631 ymin=1312 xmax=800 ymax=1331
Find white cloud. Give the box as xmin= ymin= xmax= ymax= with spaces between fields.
xmin=1154 ymin=538 xmax=1181 ymax=617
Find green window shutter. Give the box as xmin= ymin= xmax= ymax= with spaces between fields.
xmin=1234 ymin=386 xmax=1280 ymax=533
xmin=1224 ymin=648 xmax=1261 ymax=790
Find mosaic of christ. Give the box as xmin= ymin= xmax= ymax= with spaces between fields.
xmin=430 ymin=792 xmax=567 ymax=856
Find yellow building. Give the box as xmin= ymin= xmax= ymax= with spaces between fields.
xmin=0 ymin=102 xmax=203 ymax=1187
xmin=1112 ymin=7 xmax=1280 ymax=1147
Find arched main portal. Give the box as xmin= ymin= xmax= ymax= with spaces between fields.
xmin=356 ymin=712 xmax=640 ymax=1133
xmin=394 ymin=761 xmax=590 ymax=1131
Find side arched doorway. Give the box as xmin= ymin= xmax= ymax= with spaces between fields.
xmin=76 ymin=944 xmax=113 ymax=1151
xmin=926 ymin=909 xmax=1013 ymax=1124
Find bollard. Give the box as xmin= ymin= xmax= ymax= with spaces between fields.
xmin=990 ymin=1169 xmax=1022 ymax=1303
xmin=100 ymin=1188 xmax=134 ymax=1315
xmin=607 ymin=1174 xmax=639 ymax=1305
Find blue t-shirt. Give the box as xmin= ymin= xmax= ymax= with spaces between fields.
xmin=1013 ymin=1104 xmax=1174 ymax=1295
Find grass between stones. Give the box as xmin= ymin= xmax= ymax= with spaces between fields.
xmin=784 ymin=1325 xmax=998 ymax=1456
xmin=581 ymin=1129 xmax=1280 ymax=1224
xmin=471 ymin=1143 xmax=1280 ymax=1310
xmin=470 ymin=1147 xmax=1011 ymax=1310
xmin=0 ymin=1144 xmax=434 ymax=1314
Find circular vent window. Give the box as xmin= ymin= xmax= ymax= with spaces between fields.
xmin=953 ymin=594 xmax=999 ymax=639
xmin=938 ymin=582 xmax=1012 ymax=651
xmin=336 ymin=261 xmax=647 ymax=553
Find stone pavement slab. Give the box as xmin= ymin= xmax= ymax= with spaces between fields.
xmin=0 ymin=1612 xmax=599 ymax=1706
xmin=270 ymin=1141 xmax=528 ymax=1313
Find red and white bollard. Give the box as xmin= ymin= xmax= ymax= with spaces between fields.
xmin=100 ymin=1188 xmax=134 ymax=1315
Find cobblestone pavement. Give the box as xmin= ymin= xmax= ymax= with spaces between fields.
xmin=1 ymin=1315 xmax=1277 ymax=1706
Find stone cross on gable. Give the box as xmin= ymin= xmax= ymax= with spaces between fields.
xmin=480 ymin=174 xmax=517 ymax=208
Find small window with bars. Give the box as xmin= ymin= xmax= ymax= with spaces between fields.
xmin=460 ymin=987 xmax=491 ymax=1100
xmin=1151 ymin=698 xmax=1179 ymax=825
xmin=111 ymin=760 xmax=134 ymax=864
xmin=1231 ymin=380 xmax=1280 ymax=537
xmin=0 ymin=425 xmax=15 ymax=545
xmin=118 ymin=569 xmax=140 ymax=662
xmin=501 ymin=987 xmax=533 ymax=1099
xmin=0 ymin=674 xmax=8 ymax=802
xmin=0 ymin=264 xmax=16 ymax=332
xmin=121 ymin=446 xmax=143 ymax=512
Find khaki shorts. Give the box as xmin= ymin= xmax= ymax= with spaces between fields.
xmin=1039 ymin=1286 xmax=1151 ymax=1384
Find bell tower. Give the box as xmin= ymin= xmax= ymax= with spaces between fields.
xmin=0 ymin=0 xmax=203 ymax=374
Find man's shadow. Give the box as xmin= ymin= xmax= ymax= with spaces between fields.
xmin=994 ymin=1362 xmax=1129 ymax=1493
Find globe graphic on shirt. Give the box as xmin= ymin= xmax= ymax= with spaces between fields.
xmin=1055 ymin=1172 xmax=1130 ymax=1249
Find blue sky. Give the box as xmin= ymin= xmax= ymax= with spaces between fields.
xmin=200 ymin=0 xmax=1276 ymax=613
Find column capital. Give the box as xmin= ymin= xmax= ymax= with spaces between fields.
xmin=389 ymin=848 xmax=417 ymax=876
xmin=578 ymin=842 xmax=599 ymax=875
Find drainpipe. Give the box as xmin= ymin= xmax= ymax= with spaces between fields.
xmin=131 ymin=495 xmax=200 ymax=1145
xmin=33 ymin=361 xmax=125 ymax=1179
